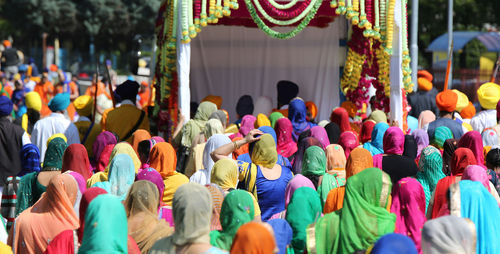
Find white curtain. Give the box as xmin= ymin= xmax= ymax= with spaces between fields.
xmin=189 ymin=18 xmax=345 ymax=121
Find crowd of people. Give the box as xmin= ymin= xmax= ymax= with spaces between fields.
xmin=0 ymin=60 xmax=499 ymax=254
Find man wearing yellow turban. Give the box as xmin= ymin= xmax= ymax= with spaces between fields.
xmin=407 ymin=70 xmax=439 ymax=118
xmin=13 ymin=92 xmax=41 ymax=135
xmin=471 ymin=82 xmax=500 ymax=133
xmin=74 ymin=95 xmax=102 ymax=158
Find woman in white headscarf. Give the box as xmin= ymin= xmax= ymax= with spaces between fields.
xmin=189 ymin=134 xmax=232 ymax=184
xmin=421 ymin=215 xmax=477 ymax=254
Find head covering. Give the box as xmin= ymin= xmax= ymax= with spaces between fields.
xmin=371 ymin=233 xmax=418 ymax=254
xmin=73 ymin=95 xmax=93 ymax=117
xmin=205 ymin=184 xmax=225 ymax=231
xmin=460 ymin=102 xmax=476 ymax=119
xmin=97 ymin=154 xmax=135 ymax=200
xmin=47 ymin=133 xmax=67 ymax=147
xmin=149 ymin=142 xmax=177 ymax=178
xmin=0 ymin=95 xmax=12 ymax=116
xmin=288 ymin=98 xmax=313 ymax=140
xmin=421 ymin=215 xmax=477 ymax=254
xmin=2 ymin=40 xmax=10 ymax=47
xmin=324 ymin=122 xmax=341 ymax=144
xmin=416 ymin=146 xmax=445 ymax=209
xmin=442 ymin=139 xmax=458 ymax=175
xmin=363 ymin=122 xmax=389 ymax=156
xmin=417 ymin=77 xmax=433 ymax=91
xmin=92 ymin=131 xmax=118 ymax=161
xmin=292 ymin=137 xmax=322 ymax=174
xmin=136 ymin=167 xmax=166 ymax=200
xmin=96 ymin=144 xmax=114 ymax=172
xmin=341 ymin=101 xmax=357 ymax=118
xmin=209 ymin=110 xmax=228 ymax=128
xmin=462 ymin=165 xmax=490 ymax=190
xmin=19 ymin=144 xmax=41 ymax=176
xmin=268 ymin=219 xmax=293 ymax=254
xmin=390 ymin=178 xmax=426 ymax=250
xmin=277 ymin=80 xmax=299 ymax=106
xmin=403 ymin=135 xmax=418 ymax=160
xmin=407 ymin=115 xmax=418 ymax=134
xmin=67 ymin=171 xmax=86 ymax=218
xmin=204 ymin=119 xmax=224 ymax=139
xmin=269 ymin=112 xmax=284 ymax=128
xmin=124 ymin=181 xmax=172 ymax=253
xmin=360 ymin=120 xmax=376 ymax=143
xmin=25 ymin=92 xmax=42 ymax=111
xmin=48 ymin=93 xmax=70 ymax=112
xmin=203 ymin=135 xmax=232 ymax=180
xmin=210 ymin=190 xmax=255 ymax=250
xmin=10 ymin=174 xmax=79 ymax=253
xmin=285 ymin=187 xmax=322 ymax=254
xmin=383 ymin=127 xmax=405 ymax=155
xmin=275 ymin=118 xmax=298 ymax=158
xmin=180 ymin=101 xmax=218 ymax=147
xmin=76 ymin=187 xmax=108 ymax=241
xmin=305 ymin=101 xmax=318 ymax=120
xmin=345 ymin=147 xmax=373 ymax=178
xmin=418 ymin=110 xmax=436 ymax=129
xmin=412 ymin=129 xmax=429 ymax=157
xmin=239 ymin=115 xmax=257 ymax=137
xmin=432 ymin=126 xmax=453 ymax=149
xmin=339 ymin=131 xmax=359 ymax=158
xmin=79 ymin=194 xmax=128 ymax=253
xmin=451 ymin=148 xmax=477 ymax=176
xmin=436 ymin=90 xmax=458 ymax=112
xmin=451 ymin=89 xmax=469 ymax=112
xmin=326 ymin=144 xmax=346 ymax=172
xmin=458 ymin=131 xmax=484 ymax=165
xmin=254 ymin=113 xmax=271 ymax=128
xmin=310 ymin=126 xmax=330 ymax=149
xmin=202 ymin=95 xmax=222 ymax=109
xmin=284 ymin=174 xmax=315 ymax=207
xmin=253 ymin=96 xmax=273 ymax=116
xmin=302 ymin=146 xmax=327 ymax=177
xmin=230 ymin=222 xmax=276 ymax=254
xmin=62 ymin=144 xmax=92 ymax=180
xmin=211 ymin=159 xmax=239 ymax=190
xmin=330 ymin=107 xmax=351 ymax=132
xmin=477 ymin=82 xmax=500 ymax=109
xmin=43 ymin=137 xmax=68 ymax=170
xmin=115 ymin=80 xmax=140 ymax=102
xmin=131 ymin=129 xmax=151 ymax=155
xmin=250 ymin=134 xmax=278 ymax=168
xmin=449 ymin=180 xmax=500 ymax=254
xmin=105 ymin=142 xmax=141 ymax=173
xmin=236 ymin=95 xmax=254 ymax=117
xmin=369 ymin=110 xmax=388 ymax=123
xmin=482 ymin=128 xmax=498 ymax=147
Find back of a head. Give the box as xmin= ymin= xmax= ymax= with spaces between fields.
xmin=125 ymin=180 xmax=159 ymax=217
xmin=115 ymin=80 xmax=140 ymax=103
xmin=236 ymin=95 xmax=254 ymax=117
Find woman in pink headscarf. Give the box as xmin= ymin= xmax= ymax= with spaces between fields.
xmin=390 ymin=177 xmax=427 ymax=252
xmin=269 ymin=174 xmax=316 ymax=220
xmin=230 ymin=115 xmax=256 ymax=139
xmin=310 ymin=126 xmax=330 ymax=149
xmin=462 ymin=165 xmax=500 ymax=203
xmin=418 ymin=110 xmax=436 ymax=129
xmin=338 ymin=131 xmax=359 ymax=159
xmin=275 ymin=118 xmax=298 ymax=158
xmin=458 ymin=131 xmax=485 ymax=166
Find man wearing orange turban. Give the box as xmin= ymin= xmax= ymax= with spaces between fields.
xmin=407 ymin=70 xmax=439 ymax=118
xmin=425 ymin=89 xmax=464 ymax=141
xmin=470 ymin=82 xmax=500 ymax=133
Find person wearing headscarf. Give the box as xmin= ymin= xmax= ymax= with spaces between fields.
xmin=462 ymin=165 xmax=500 ymax=203
xmin=288 ymin=98 xmax=315 ymax=141
xmin=130 ymin=129 xmax=151 ymax=156
xmin=205 ymin=184 xmax=225 ymax=231
xmin=421 ymin=215 xmax=477 ymax=254
xmin=308 ymin=168 xmax=395 ymax=254
xmin=325 ymin=144 xmax=346 ymax=177
xmin=390 ymin=178 xmax=426 ymax=250
xmin=482 ymin=128 xmax=498 ymax=148
xmin=268 ymin=219 xmax=293 ymax=254
xmin=209 ymin=189 xmax=255 ymax=251
xmin=412 ymin=129 xmax=429 ymax=158
xmin=428 ymin=147 xmax=477 ymax=219
xmin=16 ymin=137 xmax=68 ymax=216
xmin=254 ymin=113 xmax=271 ymax=128
xmin=102 ymin=80 xmax=149 ymax=143
xmin=448 ymin=180 xmax=500 ymax=254
xmin=174 ymin=101 xmax=217 ymax=148
xmin=93 ymin=154 xmax=135 ymax=201
xmin=417 ymin=110 xmax=435 ymax=130
xmin=416 ymin=146 xmax=446 ymax=211
xmin=338 ymin=131 xmax=359 ymax=159
xmin=269 ymin=112 xmax=284 ymax=128
xmin=458 ymin=130 xmax=485 ymax=166
xmin=202 ymin=95 xmax=223 ymax=109
xmin=209 ymin=110 xmax=228 ymax=130
xmin=310 ymin=126 xmax=330 ymax=149
xmin=13 ymin=91 xmax=41 ymax=135
xmin=231 ymin=115 xmax=256 ymax=140
xmin=470 ymin=82 xmax=500 ymax=133
xmin=359 ymin=120 xmax=375 ymax=144
xmin=286 ymin=187 xmax=322 ymax=254
xmin=407 ymin=70 xmax=439 ymax=118
xmin=291 ymin=137 xmax=322 ymax=174
xmin=363 ymin=122 xmax=389 ymax=156
xmin=323 ymin=147 xmax=373 ymax=213
xmin=371 ymin=233 xmax=418 ymax=254
xmin=324 ymin=122 xmax=341 ymax=144
xmin=8 ymin=174 xmax=79 ymax=253
xmin=149 ymin=142 xmax=189 ymax=205
xmin=253 ymin=96 xmax=273 ymax=116
xmin=368 ymin=110 xmax=388 ymax=124
xmin=235 ymin=95 xmax=254 ymax=125
xmin=425 ymin=89 xmax=464 ymax=140
xmin=431 ymin=126 xmax=453 ymax=150
xmin=136 ymin=167 xmax=174 ymax=226
xmin=330 ymin=107 xmax=351 ymax=133
xmin=189 ymin=134 xmax=231 ymax=184
xmin=275 ymin=118 xmax=298 ymax=158
xmin=230 ymin=222 xmax=276 ymax=254
xmin=373 ymin=127 xmax=418 ymax=184
xmin=62 ymin=144 xmax=92 ymax=181
xmin=91 ymin=131 xmax=117 ymax=165
xmin=125 ymin=181 xmax=173 ymax=253
xmin=442 ymin=139 xmax=458 ymax=175
xmin=403 ymin=135 xmax=418 ymax=161
xmin=72 ymin=95 xmax=102 ymax=158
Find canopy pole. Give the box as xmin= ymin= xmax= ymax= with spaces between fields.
xmin=389 ymin=0 xmax=403 ymax=129
xmin=177 ymin=2 xmax=191 ymax=123
xmin=410 ymin=0 xmax=418 ymax=88
xmin=447 ymin=0 xmax=453 ymax=84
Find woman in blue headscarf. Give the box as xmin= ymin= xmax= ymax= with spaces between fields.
xmin=363 ymin=122 xmax=389 ymax=156
xmin=93 ymin=154 xmax=135 ymax=200
xmin=288 ymin=98 xmax=315 ymax=142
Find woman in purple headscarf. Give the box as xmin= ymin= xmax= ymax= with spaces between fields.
xmin=91 ymin=131 xmax=118 ymax=168
xmin=411 ymin=129 xmax=429 ymax=159
xmin=310 ymin=126 xmax=330 ymax=149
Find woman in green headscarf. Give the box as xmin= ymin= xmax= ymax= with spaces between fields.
xmin=286 ymin=186 xmax=322 ymax=254
xmin=415 ymin=146 xmax=446 ymax=212
xmin=78 ymin=194 xmax=129 ymax=253
xmin=309 ymin=168 xmax=396 ymax=254
xmin=432 ymin=126 xmax=453 ymax=150
xmin=269 ymin=112 xmax=284 ymax=128
xmin=16 ymin=137 xmax=68 ymax=216
xmin=210 ymin=190 xmax=255 ymax=251
xmin=302 ymin=146 xmax=346 ymax=207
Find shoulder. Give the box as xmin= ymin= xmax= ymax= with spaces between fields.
xmin=149 ymin=235 xmax=174 ymax=254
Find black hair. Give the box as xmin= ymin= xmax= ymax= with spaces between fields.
xmin=138 ymin=140 xmax=151 ymax=158
xmin=304 ymin=174 xmax=320 ymax=189
xmin=298 ymin=130 xmax=312 ymax=144
xmin=486 ymin=148 xmax=500 ymax=168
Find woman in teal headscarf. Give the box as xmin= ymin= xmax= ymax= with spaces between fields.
xmin=449 ymin=180 xmax=500 ymax=254
xmin=16 ymin=137 xmax=68 ymax=216
xmin=432 ymin=126 xmax=453 ymax=149
xmin=363 ymin=122 xmax=389 ymax=156
xmin=285 ymin=186 xmax=322 ymax=254
xmin=210 ymin=190 xmax=255 ymax=251
xmin=415 ymin=146 xmax=446 ymax=211
xmin=78 ymin=194 xmax=128 ymax=253
xmin=93 ymin=154 xmax=135 ymax=201
xmin=308 ymin=168 xmax=396 ymax=254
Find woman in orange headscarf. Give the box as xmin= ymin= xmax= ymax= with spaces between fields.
xmin=323 ymin=147 xmax=374 ymax=213
xmin=230 ymin=222 xmax=277 ymax=254
xmin=8 ymin=174 xmax=79 ymax=253
xmin=131 ymin=129 xmax=151 ymax=155
xmin=149 ymin=142 xmax=189 ymax=205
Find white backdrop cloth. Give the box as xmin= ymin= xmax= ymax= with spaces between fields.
xmin=189 ymin=19 xmax=345 ymax=121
